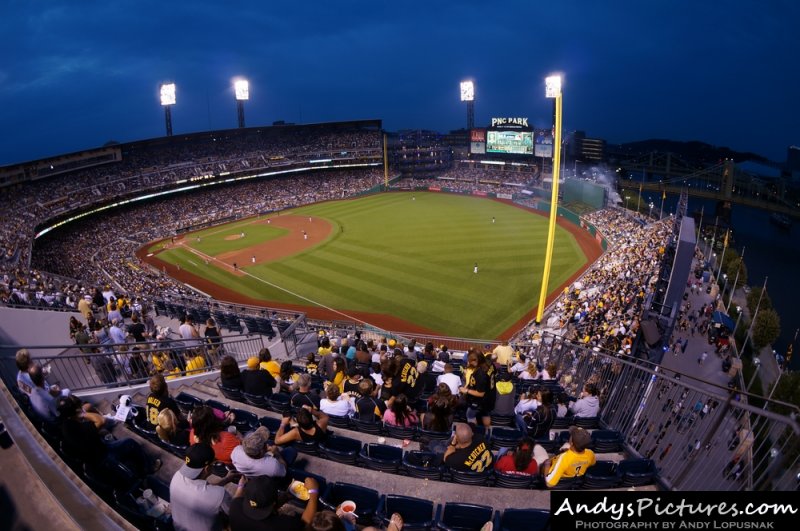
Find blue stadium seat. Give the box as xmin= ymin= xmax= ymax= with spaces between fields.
xmin=493 ymin=470 xmax=535 ymax=489
xmin=619 ymin=459 xmax=657 ymax=486
xmin=174 ymin=392 xmax=204 ymax=415
xmin=325 ymin=414 xmax=351 ymax=429
xmin=350 ymin=417 xmax=384 ymax=435
xmin=573 ymin=416 xmax=600 ymax=429
xmin=448 ymin=467 xmax=492 ymax=486
xmin=402 ymin=451 xmax=443 ymax=480
xmin=230 ymin=409 xmax=259 ymax=433
xmin=258 ymin=416 xmax=282 ymax=437
xmin=319 ymin=434 xmax=361 ymax=465
xmin=582 ymin=460 xmax=621 ymax=489
xmin=205 ymin=399 xmax=229 ymax=413
xmin=489 ymin=427 xmax=524 ymax=451
xmin=436 ymin=502 xmax=495 ymax=531
xmin=217 ymin=383 xmax=243 ymax=402
xmin=376 ymin=494 xmax=437 ymax=531
xmin=360 ymin=443 xmax=403 ymax=473
xmin=267 ymin=393 xmax=292 ymax=414
xmin=320 ymin=482 xmax=380 ymax=521
xmin=243 ymin=392 xmax=269 ymax=409
xmin=497 ymin=508 xmax=550 ymax=531
xmin=591 ymin=430 xmax=624 ymax=453
xmin=383 ymin=423 xmax=417 ymax=441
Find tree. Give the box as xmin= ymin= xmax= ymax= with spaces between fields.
xmin=723 ymin=251 xmax=748 ymax=289
xmin=769 ymin=372 xmax=800 ymax=415
xmin=752 ymin=308 xmax=781 ymax=351
xmin=746 ymin=286 xmax=772 ymax=314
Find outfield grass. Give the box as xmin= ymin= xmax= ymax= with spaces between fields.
xmin=154 ymin=192 xmax=588 ymax=338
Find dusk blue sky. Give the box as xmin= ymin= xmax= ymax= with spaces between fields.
xmin=2 ymin=0 xmax=798 ymax=166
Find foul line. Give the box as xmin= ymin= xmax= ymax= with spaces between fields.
xmin=176 ymin=245 xmax=390 ymax=334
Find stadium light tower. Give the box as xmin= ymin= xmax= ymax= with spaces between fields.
xmin=536 ymin=74 xmax=563 ymax=324
xmin=159 ymin=82 xmax=176 ymax=137
xmin=234 ymin=78 xmax=249 ymax=128
xmin=460 ymin=80 xmax=475 ymax=130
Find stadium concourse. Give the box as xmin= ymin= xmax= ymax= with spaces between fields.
xmin=1 ymin=123 xmax=798 ymax=530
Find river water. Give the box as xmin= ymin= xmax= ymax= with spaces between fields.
xmin=648 ymin=193 xmax=799 ymax=369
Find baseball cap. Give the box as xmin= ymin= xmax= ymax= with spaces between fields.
xmin=243 ymin=476 xmax=278 ymax=520
xmin=180 ymin=442 xmax=215 ymax=479
xmin=388 ymin=339 xmax=396 ymax=348
xmin=241 ymin=427 xmax=270 ymax=458
xmin=247 ymin=357 xmax=259 ymax=370
xmin=569 ymin=426 xmax=592 ymax=452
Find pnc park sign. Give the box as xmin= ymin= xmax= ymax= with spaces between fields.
xmin=491 ymin=117 xmax=529 ymax=127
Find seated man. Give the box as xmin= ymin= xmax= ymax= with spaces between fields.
xmin=170 ymin=442 xmax=241 ymax=531
xmin=542 ymin=426 xmax=596 ymax=488
xmin=569 ymin=383 xmax=600 ymax=417
xmin=355 ymin=378 xmax=386 ymax=421
xmin=242 ymin=356 xmax=277 ymax=396
xmin=28 ymin=363 xmax=59 ymax=422
xmin=290 ymin=373 xmax=322 ymax=410
xmin=443 ymin=423 xmax=493 ymax=473
xmin=231 ymin=426 xmax=296 ymax=478
xmin=229 ymin=475 xmax=320 ymax=530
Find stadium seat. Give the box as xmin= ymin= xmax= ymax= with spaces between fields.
xmin=318 ymin=435 xmax=361 ymax=465
xmin=158 ymin=439 xmax=188 ymax=458
xmin=350 ymin=417 xmax=384 ymax=435
xmin=285 ymin=467 xmax=327 ymax=508
xmin=174 ymin=392 xmax=204 ymax=415
xmin=258 ymin=416 xmax=282 ymax=437
xmin=497 ymin=508 xmax=551 ymax=531
xmin=448 ymin=467 xmax=492 ymax=486
xmin=267 ymin=393 xmax=291 ymax=414
xmin=325 ymin=414 xmax=351 ymax=429
xmin=489 ymin=427 xmax=524 ymax=451
xmin=243 ymin=392 xmax=269 ymax=409
xmin=359 ymin=443 xmax=403 ymax=473
xmin=230 ymin=409 xmax=259 ymax=433
xmin=591 ymin=430 xmax=624 ymax=453
xmin=551 ymin=417 xmax=571 ymax=429
xmin=436 ymin=502 xmax=495 ymax=531
xmin=320 ymin=482 xmax=380 ymax=521
xmin=619 ymin=459 xmax=657 ymax=486
xmin=489 ymin=413 xmax=516 ymax=427
xmin=547 ymin=475 xmax=583 ymax=490
xmin=114 ymin=489 xmax=165 ymax=530
xmin=582 ymin=461 xmax=621 ymax=489
xmin=205 ymin=399 xmax=229 ymax=413
xmin=493 ymin=470 xmax=534 ymax=489
xmin=376 ymin=494 xmax=437 ymax=531
xmin=573 ymin=416 xmax=600 ymax=429
xmin=402 ymin=451 xmax=443 ymax=480
xmin=383 ymin=423 xmax=417 ymax=441
xmin=217 ymin=383 xmax=243 ymax=402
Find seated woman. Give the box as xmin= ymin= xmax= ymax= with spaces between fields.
xmin=189 ymin=405 xmax=241 ymax=465
xmin=320 ymin=384 xmax=355 ymax=418
xmin=327 ymin=357 xmax=347 ymax=392
xmin=494 ymin=437 xmax=548 ymax=475
xmin=219 ymin=356 xmax=244 ymax=390
xmin=274 ymin=408 xmax=330 ymax=445
xmin=278 ymin=360 xmax=300 ymax=394
xmin=422 ymin=384 xmax=456 ymax=432
xmin=156 ymin=408 xmax=190 ymax=447
xmin=518 ymin=361 xmax=540 ymax=380
xmin=383 ymin=393 xmax=418 ymax=428
xmin=519 ymin=388 xmax=556 ymax=439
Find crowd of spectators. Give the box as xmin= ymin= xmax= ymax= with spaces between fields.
xmin=0 ymin=125 xmax=382 ymax=274
xmin=394 ymin=175 xmax=521 ymax=195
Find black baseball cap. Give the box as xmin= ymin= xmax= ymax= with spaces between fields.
xmin=243 ymin=476 xmax=278 ymax=520
xmin=179 ymin=442 xmax=215 ymax=479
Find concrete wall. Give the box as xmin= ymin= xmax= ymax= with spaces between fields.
xmin=0 ymin=306 xmax=76 ymax=356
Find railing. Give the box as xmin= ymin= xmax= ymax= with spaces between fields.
xmin=0 ymin=334 xmax=264 ymax=394
xmin=527 ymin=331 xmax=800 ymax=491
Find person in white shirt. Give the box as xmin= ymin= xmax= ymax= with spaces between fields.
xmin=436 ymin=363 xmax=462 ymax=396
xmin=509 ymin=353 xmax=528 ymax=375
xmin=319 ymin=384 xmax=355 ymax=417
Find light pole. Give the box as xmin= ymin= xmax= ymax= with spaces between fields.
xmin=234 ymin=78 xmax=249 ymax=128
xmin=727 ymin=246 xmax=745 ymax=313
xmin=746 ymin=357 xmax=761 ymax=392
xmin=720 ymin=273 xmax=728 ymax=303
xmin=160 ymin=82 xmax=176 ymax=137
xmin=536 ymin=74 xmax=563 ymax=324
xmin=460 ymin=80 xmax=475 ymax=131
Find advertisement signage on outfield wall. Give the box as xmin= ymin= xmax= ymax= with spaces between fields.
xmin=496 ymin=193 xmax=513 ymax=200
xmin=470 ymin=129 xmax=486 ymax=154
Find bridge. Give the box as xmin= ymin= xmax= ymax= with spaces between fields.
xmin=616 ymin=152 xmax=799 ymax=218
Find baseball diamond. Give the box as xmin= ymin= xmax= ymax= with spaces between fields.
xmin=139 ymin=191 xmax=601 ymax=339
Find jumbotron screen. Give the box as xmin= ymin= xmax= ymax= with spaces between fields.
xmin=486 ymin=130 xmax=533 ymax=155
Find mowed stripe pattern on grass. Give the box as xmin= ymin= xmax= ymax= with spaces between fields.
xmin=157 ymin=192 xmax=587 ymax=338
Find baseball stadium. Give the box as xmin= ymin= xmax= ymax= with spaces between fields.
xmin=1 ymin=116 xmax=798 ymax=530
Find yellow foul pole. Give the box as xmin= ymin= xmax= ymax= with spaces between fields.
xmin=383 ymin=133 xmax=389 ymax=190
xmin=536 ymin=85 xmax=562 ymax=323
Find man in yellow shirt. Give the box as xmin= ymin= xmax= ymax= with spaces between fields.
xmin=492 ymin=340 xmax=514 ymax=366
xmin=542 ymin=426 xmax=596 ymax=488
